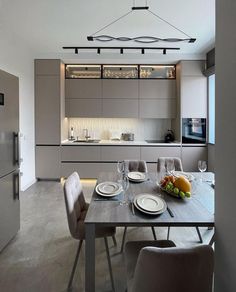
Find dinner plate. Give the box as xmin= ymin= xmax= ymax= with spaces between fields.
xmin=134 ymin=194 xmax=166 ymax=215
xmin=128 ymin=172 xmax=146 ymax=182
xmin=173 ymin=171 xmax=195 ymax=182
xmin=96 ymin=182 xmax=122 ymax=197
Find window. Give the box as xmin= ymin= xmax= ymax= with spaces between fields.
xmin=208 ymin=74 xmax=215 ymax=144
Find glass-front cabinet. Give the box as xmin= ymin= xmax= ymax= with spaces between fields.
xmin=65 ymin=64 xmax=176 ymax=79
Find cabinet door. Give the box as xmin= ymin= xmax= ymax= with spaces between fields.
xmin=103 ymin=80 xmax=138 ymax=99
xmin=102 ymin=99 xmax=139 ymax=118
xmin=65 ymin=99 xmax=102 ymax=117
xmin=35 ymin=146 xmax=61 ymax=179
xmin=35 ymin=75 xmax=61 ymax=144
xmin=182 ymin=146 xmax=207 ymax=172
xmin=181 ymin=76 xmax=207 ymax=118
xmin=181 ymin=61 xmax=205 ymax=76
xmin=139 ymin=80 xmax=176 ymax=99
xmin=35 ymin=59 xmax=61 ymax=75
xmin=101 ymin=146 xmax=140 ymax=161
xmin=139 ymin=99 xmax=176 ymax=118
xmin=65 ymin=79 xmax=102 ymax=99
xmin=61 ymin=146 xmax=100 ymax=161
xmin=61 ymin=163 xmax=101 ymax=179
xmin=141 ymin=146 xmax=181 ymax=162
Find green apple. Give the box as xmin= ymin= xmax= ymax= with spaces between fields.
xmin=179 ymin=191 xmax=185 ymax=199
xmin=185 ymin=191 xmax=191 ymax=198
xmin=173 ymin=187 xmax=179 ymax=195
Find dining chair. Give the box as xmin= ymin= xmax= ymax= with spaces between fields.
xmin=120 ymin=160 xmax=157 ymax=253
xmin=125 ymin=241 xmax=214 ymax=292
xmin=63 ymin=172 xmax=116 ymax=291
xmin=157 ymin=157 xmax=203 ymax=243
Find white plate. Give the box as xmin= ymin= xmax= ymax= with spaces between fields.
xmin=98 ymin=181 xmax=120 ymax=194
xmin=134 ymin=194 xmax=166 ymax=215
xmin=96 ymin=182 xmax=122 ymax=197
xmin=128 ymin=172 xmax=146 ymax=182
xmin=136 ymin=194 xmax=165 ymax=212
xmin=173 ymin=171 xmax=195 ymax=182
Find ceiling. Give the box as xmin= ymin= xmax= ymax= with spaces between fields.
xmin=0 ymin=0 xmax=215 ymax=62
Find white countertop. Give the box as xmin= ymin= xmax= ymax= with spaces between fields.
xmin=61 ymin=139 xmax=182 ymax=146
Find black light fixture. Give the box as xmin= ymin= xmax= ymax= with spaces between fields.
xmin=75 ymin=48 xmax=78 ymax=54
xmin=163 ymin=48 xmax=166 ymax=55
xmin=120 ymin=48 xmax=124 ymax=54
xmin=141 ymin=48 xmax=145 ymax=54
xmin=97 ymin=48 xmax=101 ymax=55
xmin=87 ymin=1 xmax=196 ymax=45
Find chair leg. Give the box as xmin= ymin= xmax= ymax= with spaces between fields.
xmin=151 ymin=227 xmax=157 ymax=240
xmin=120 ymin=227 xmax=127 ymax=253
xmin=104 ymin=237 xmax=115 ymax=292
xmin=196 ymin=226 xmax=203 ymax=243
xmin=112 ymin=235 xmax=117 ymax=246
xmin=167 ymin=227 xmax=170 ymax=240
xmin=67 ymin=240 xmax=83 ymax=290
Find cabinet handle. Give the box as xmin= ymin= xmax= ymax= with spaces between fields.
xmin=13 ymin=132 xmax=22 ymax=166
xmin=13 ymin=172 xmax=20 ymax=200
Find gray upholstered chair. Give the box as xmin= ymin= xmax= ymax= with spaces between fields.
xmin=63 ymin=172 xmax=116 ymax=291
xmin=121 ymin=160 xmax=157 ymax=253
xmin=125 ymin=241 xmax=214 ymax=292
xmin=157 ymin=157 xmax=203 ymax=243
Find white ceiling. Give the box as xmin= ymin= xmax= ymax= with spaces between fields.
xmin=0 ymin=0 xmax=215 ymax=62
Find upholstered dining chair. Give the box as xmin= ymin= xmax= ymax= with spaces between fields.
xmin=157 ymin=157 xmax=203 ymax=243
xmin=63 ymin=172 xmax=116 ymax=291
xmin=125 ymin=241 xmax=214 ymax=292
xmin=120 ymin=160 xmax=157 ymax=253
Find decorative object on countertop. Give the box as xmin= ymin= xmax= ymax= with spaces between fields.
xmin=121 ymin=132 xmax=134 ymax=141
xmin=164 ymin=129 xmax=175 ymax=143
xmin=69 ymin=127 xmax=75 ymax=141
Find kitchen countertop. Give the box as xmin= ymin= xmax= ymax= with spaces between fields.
xmin=61 ymin=139 xmax=182 ymax=146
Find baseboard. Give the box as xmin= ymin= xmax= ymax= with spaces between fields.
xmin=21 ymin=178 xmax=37 ymax=192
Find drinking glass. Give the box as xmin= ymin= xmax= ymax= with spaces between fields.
xmin=120 ymin=175 xmax=129 ymax=206
xmin=117 ymin=161 xmax=124 ymax=183
xmin=198 ymin=160 xmax=207 ymax=182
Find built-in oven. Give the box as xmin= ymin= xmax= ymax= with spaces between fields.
xmin=182 ymin=118 xmax=206 ymax=144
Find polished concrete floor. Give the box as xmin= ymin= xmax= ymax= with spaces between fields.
xmin=0 ymin=180 xmax=213 ymax=292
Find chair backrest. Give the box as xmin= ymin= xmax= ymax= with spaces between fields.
xmin=63 ymin=172 xmax=87 ymax=239
xmin=157 ymin=157 xmax=183 ymax=173
xmin=132 ymin=245 xmax=214 ymax=292
xmin=124 ymin=160 xmax=148 ymax=173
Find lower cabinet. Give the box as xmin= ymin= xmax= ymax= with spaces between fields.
xmin=36 ymin=146 xmax=61 ymax=179
xmin=141 ymin=146 xmax=181 ymax=162
xmin=181 ymin=146 xmax=207 ymax=172
xmin=101 ymin=146 xmax=140 ymax=161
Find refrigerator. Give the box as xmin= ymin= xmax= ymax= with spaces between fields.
xmin=0 ymin=69 xmax=20 ymax=252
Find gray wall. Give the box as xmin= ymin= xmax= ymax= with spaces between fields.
xmin=215 ymin=1 xmax=236 ymax=291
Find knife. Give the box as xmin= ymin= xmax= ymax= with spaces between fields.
xmin=131 ymin=201 xmax=135 ymax=215
xmin=94 ymin=198 xmax=118 ymax=201
xmin=167 ymin=206 xmax=174 ymax=217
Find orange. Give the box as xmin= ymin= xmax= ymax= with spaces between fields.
xmin=174 ymin=176 xmax=191 ymax=193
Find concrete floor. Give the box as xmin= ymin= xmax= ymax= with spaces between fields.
xmin=0 ymin=180 xmax=213 ymax=292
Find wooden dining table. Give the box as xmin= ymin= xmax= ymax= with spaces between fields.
xmin=84 ymin=172 xmax=215 ymax=292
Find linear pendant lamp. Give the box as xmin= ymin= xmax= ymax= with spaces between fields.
xmin=87 ymin=0 xmax=196 ymax=44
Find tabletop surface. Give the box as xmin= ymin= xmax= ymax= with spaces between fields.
xmin=85 ymin=172 xmax=214 ymax=227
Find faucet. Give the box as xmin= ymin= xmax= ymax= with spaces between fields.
xmin=83 ymin=128 xmax=90 ymax=141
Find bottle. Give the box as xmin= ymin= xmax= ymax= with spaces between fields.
xmin=70 ymin=127 xmax=75 ymax=140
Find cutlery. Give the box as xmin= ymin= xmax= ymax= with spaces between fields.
xmin=94 ymin=198 xmax=118 ymax=201
xmin=131 ymin=200 xmax=135 ymax=215
xmin=167 ymin=206 xmax=174 ymax=217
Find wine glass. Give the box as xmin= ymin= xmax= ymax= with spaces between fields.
xmin=166 ymin=160 xmax=175 ymax=175
xmin=198 ymin=160 xmax=207 ymax=182
xmin=120 ymin=175 xmax=129 ymax=206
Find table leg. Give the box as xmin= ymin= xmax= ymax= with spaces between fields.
xmin=209 ymin=231 xmax=215 ymax=246
xmin=85 ymin=223 xmax=96 ymax=292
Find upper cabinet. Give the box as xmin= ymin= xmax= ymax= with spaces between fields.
xmin=35 ymin=59 xmax=64 ymax=145
xmin=139 ymin=80 xmax=176 ymax=99
xmin=103 ymin=80 xmax=138 ymax=99
xmin=65 ymin=79 xmax=102 ymax=99
xmin=179 ymin=61 xmax=207 ymax=118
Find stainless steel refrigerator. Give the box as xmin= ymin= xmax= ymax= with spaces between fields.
xmin=0 ymin=69 xmax=20 ymax=252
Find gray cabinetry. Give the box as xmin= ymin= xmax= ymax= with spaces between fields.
xmin=35 ymin=59 xmax=61 ymax=75
xmin=65 ymin=79 xmax=102 ymax=99
xmin=61 ymin=146 xmax=100 ymax=161
xmin=65 ymin=99 xmax=102 ymax=117
xmin=103 ymin=80 xmax=138 ymax=99
xmin=101 ymin=146 xmax=140 ymax=161
xmin=35 ymin=75 xmax=61 ymax=144
xmin=139 ymin=99 xmax=176 ymax=118
xmin=102 ymin=99 xmax=139 ymax=118
xmin=36 ymin=146 xmax=61 ymax=179
xmin=139 ymin=80 xmax=176 ymax=99
xmin=181 ymin=61 xmax=205 ymax=76
xmin=182 ymin=146 xmax=207 ymax=172
xmin=141 ymin=146 xmax=181 ymax=162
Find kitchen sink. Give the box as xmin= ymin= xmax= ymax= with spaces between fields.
xmin=72 ymin=139 xmax=101 ymax=143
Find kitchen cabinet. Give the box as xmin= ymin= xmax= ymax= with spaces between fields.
xmin=139 ymin=99 xmax=176 ymax=118
xmin=103 ymin=80 xmax=138 ymax=99
xmin=181 ymin=146 xmax=207 ymax=172
xmin=181 ymin=61 xmax=205 ymax=76
xmin=61 ymin=146 xmax=100 ymax=161
xmin=36 ymin=146 xmax=61 ymax=179
xmin=61 ymin=163 xmax=101 ymax=178
xmin=101 ymin=146 xmax=140 ymax=161
xmin=102 ymin=99 xmax=139 ymax=118
xmin=139 ymin=80 xmax=176 ymax=99
xmin=65 ymin=79 xmax=102 ymax=99
xmin=65 ymin=99 xmax=102 ymax=117
xmin=141 ymin=146 xmax=181 ymax=162
xmin=35 ymin=59 xmax=61 ymax=75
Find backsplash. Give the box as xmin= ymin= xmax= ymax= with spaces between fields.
xmin=68 ymin=118 xmax=172 ymax=141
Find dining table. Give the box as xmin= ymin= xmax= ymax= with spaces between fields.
xmin=84 ymin=171 xmax=215 ymax=292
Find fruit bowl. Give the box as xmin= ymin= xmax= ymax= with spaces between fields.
xmin=159 ymin=175 xmax=191 ymax=199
